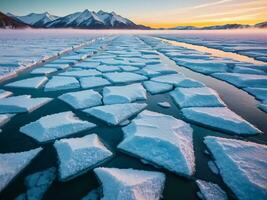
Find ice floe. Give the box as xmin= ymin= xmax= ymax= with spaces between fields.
xmin=0 ymin=147 xmax=42 ymax=192
xmin=19 ymin=167 xmax=56 ymax=200
xmin=43 ymin=63 xmax=69 ymax=70
xmin=96 ymin=65 xmax=121 ymax=73
xmin=244 ymin=87 xmax=267 ymax=101
xmin=212 ymin=73 xmax=267 ymax=88
xmin=31 ymin=67 xmax=57 ymax=75
xmin=6 ymin=76 xmax=48 ymax=89
xmin=204 ymin=136 xmax=267 ymax=200
xmin=0 ymin=95 xmax=52 ymax=114
xmin=196 ymin=180 xmax=227 ymax=200
xmin=118 ymin=110 xmax=195 ymax=176
xmin=44 ymin=76 xmax=80 ymax=92
xmin=73 ymin=61 xmax=100 ymax=69
xmin=232 ymin=66 xmax=266 ymax=75
xmin=103 ymin=83 xmax=147 ymax=104
xmin=0 ymin=89 xmax=12 ymax=99
xmin=103 ymin=72 xmax=147 ymax=84
xmin=20 ymin=111 xmax=96 ymax=143
xmin=54 ymin=134 xmax=112 ymax=181
xmin=143 ymin=81 xmax=173 ymax=95
xmin=83 ymin=103 xmax=147 ymax=125
xmin=94 ymin=167 xmax=165 ymax=200
xmin=59 ymin=90 xmax=102 ymax=109
xmin=151 ymin=74 xmax=205 ymax=88
xmin=58 ymin=69 xmax=101 ymax=78
xmin=80 ymin=76 xmax=111 ymax=89
xmin=0 ymin=114 xmax=14 ymax=127
xmin=170 ymin=87 xmax=225 ymax=108
xmin=182 ymin=107 xmax=261 ymax=135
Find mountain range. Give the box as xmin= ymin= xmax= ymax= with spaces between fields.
xmin=1 ymin=10 xmax=266 ymax=30
xmin=4 ymin=9 xmax=149 ymax=29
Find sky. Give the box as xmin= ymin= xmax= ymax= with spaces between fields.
xmin=0 ymin=0 xmax=267 ymax=28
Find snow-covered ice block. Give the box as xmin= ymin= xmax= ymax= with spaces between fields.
xmin=94 ymin=167 xmax=165 ymax=200
xmin=233 ymin=66 xmax=265 ymax=75
xmin=23 ymin=167 xmax=56 ymax=200
xmin=43 ymin=63 xmax=69 ymax=70
xmin=96 ymin=65 xmax=121 ymax=73
xmin=118 ymin=110 xmax=195 ymax=176
xmin=54 ymin=134 xmax=112 ymax=181
xmin=83 ymin=103 xmax=147 ymax=125
xmin=58 ymin=69 xmax=101 ymax=78
xmin=0 ymin=114 xmax=14 ymax=127
xmin=212 ymin=73 xmax=267 ymax=88
xmin=244 ymin=87 xmax=267 ymax=101
xmin=59 ymin=90 xmax=102 ymax=109
xmin=80 ymin=77 xmax=111 ymax=89
xmin=151 ymin=74 xmax=205 ymax=88
xmin=143 ymin=81 xmax=173 ymax=95
xmin=5 ymin=76 xmax=48 ymax=89
xmin=182 ymin=107 xmax=261 ymax=135
xmin=119 ymin=65 xmax=139 ymax=72
xmin=204 ymin=136 xmax=267 ymax=200
xmin=196 ymin=180 xmax=227 ymax=200
xmin=103 ymin=83 xmax=147 ymax=104
xmin=170 ymin=87 xmax=225 ymax=108
xmin=0 ymin=89 xmax=12 ymax=99
xmin=0 ymin=147 xmax=42 ymax=192
xmin=103 ymin=72 xmax=147 ymax=84
xmin=0 ymin=95 xmax=52 ymax=114
xmin=31 ymin=67 xmax=57 ymax=75
xmin=138 ymin=64 xmax=177 ymax=77
xmin=44 ymin=76 xmax=80 ymax=92
xmin=73 ymin=61 xmax=99 ymax=69
xmin=20 ymin=111 xmax=96 ymax=143
xmin=157 ymin=102 xmax=171 ymax=108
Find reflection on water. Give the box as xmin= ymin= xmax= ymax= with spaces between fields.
xmin=159 ymin=38 xmax=266 ymax=65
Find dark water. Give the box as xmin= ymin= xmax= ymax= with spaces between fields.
xmin=0 ymin=35 xmax=266 ymax=200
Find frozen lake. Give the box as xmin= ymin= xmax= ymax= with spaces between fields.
xmin=0 ymin=29 xmax=266 ymax=200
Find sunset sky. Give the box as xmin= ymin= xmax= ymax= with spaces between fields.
xmin=1 ymin=0 xmax=267 ymax=28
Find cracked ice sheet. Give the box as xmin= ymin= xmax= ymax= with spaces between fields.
xmin=20 ymin=111 xmax=96 ymax=143
xmin=204 ymin=136 xmax=267 ymax=200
